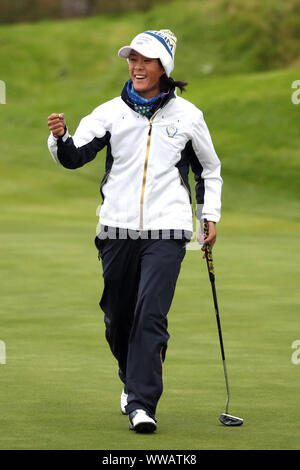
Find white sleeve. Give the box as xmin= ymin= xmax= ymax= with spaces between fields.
xmin=192 ymin=110 xmax=223 ymax=222
xmin=47 ymin=109 xmax=109 ymax=169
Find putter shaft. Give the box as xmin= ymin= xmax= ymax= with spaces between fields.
xmin=203 ymin=219 xmax=231 ymax=415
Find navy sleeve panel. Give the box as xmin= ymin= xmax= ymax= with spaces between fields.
xmin=56 ymin=132 xmax=111 ymax=169
xmin=190 ymin=143 xmax=205 ymax=205
xmin=176 ymin=140 xmax=205 ymax=205
xmin=176 ymin=141 xmax=192 ymax=203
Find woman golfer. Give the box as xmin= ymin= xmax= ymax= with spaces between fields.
xmin=47 ymin=29 xmax=222 ymax=433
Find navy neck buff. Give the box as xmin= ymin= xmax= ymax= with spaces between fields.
xmin=126 ymin=80 xmax=168 ymax=118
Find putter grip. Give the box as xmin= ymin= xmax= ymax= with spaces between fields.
xmin=204 ymin=219 xmax=215 ymax=281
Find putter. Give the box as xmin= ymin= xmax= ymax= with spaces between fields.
xmin=203 ymin=219 xmax=243 ymax=427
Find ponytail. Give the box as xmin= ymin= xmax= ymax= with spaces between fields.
xmin=160 ymin=73 xmax=188 ymax=94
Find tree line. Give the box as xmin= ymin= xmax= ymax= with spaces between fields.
xmin=0 ymin=0 xmax=172 ymax=24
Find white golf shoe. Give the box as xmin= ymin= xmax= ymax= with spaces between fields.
xmin=129 ymin=409 xmax=157 ymax=433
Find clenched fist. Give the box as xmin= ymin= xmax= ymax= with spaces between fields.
xmin=48 ymin=113 xmax=66 ymax=138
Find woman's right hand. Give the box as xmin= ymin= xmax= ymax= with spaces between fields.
xmin=48 ymin=113 xmax=66 ymax=138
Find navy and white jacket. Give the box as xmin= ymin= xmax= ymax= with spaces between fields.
xmin=48 ymin=83 xmax=223 ymax=234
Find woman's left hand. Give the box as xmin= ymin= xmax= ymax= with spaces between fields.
xmin=197 ymin=221 xmax=217 ymax=258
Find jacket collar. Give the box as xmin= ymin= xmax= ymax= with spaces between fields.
xmin=121 ymin=80 xmax=176 ymax=116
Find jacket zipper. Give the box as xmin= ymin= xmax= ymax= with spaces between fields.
xmin=139 ymin=117 xmax=155 ymax=231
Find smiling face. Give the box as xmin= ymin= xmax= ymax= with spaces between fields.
xmin=128 ymin=50 xmax=165 ymax=99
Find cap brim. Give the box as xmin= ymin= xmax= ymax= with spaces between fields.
xmin=118 ymin=45 xmax=159 ymax=59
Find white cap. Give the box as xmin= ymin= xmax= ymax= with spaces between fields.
xmin=118 ymin=29 xmax=177 ymax=77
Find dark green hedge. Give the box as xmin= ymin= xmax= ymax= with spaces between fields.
xmin=0 ymin=0 xmax=172 ymax=24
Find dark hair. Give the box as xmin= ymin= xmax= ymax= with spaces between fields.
xmin=157 ymin=59 xmax=188 ymax=93
xmin=160 ymin=74 xmax=188 ymax=94
xmin=159 ymin=73 xmax=188 ymax=94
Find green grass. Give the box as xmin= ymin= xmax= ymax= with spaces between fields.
xmin=1 ymin=217 xmax=300 ymax=450
xmin=0 ymin=0 xmax=300 ymax=450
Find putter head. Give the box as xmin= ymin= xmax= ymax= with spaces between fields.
xmin=219 ymin=413 xmax=244 ymax=426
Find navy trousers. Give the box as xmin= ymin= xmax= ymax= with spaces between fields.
xmin=95 ymin=234 xmax=186 ymax=419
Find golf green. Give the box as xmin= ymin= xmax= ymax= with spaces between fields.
xmin=1 ymin=204 xmax=300 ymax=449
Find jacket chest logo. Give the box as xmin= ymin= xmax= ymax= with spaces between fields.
xmin=166 ymin=124 xmax=178 ymax=138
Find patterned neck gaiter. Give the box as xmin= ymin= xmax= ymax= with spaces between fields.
xmin=126 ymin=80 xmax=168 ymax=118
